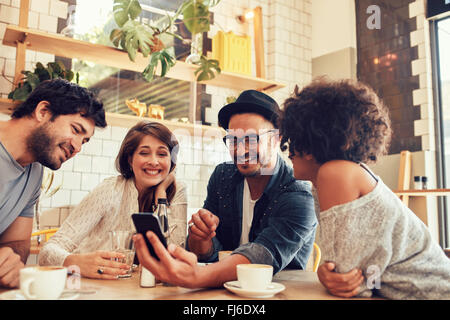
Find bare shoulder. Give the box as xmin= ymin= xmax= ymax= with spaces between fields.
xmin=317 ymin=160 xmax=361 ymax=182
xmin=316 ymin=160 xmax=374 ymax=211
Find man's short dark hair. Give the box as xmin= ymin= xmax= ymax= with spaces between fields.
xmin=11 ymin=79 xmax=107 ymax=128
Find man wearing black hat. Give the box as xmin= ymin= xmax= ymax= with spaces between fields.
xmin=132 ymin=90 xmax=318 ymax=288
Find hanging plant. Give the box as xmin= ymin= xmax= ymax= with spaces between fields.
xmin=110 ymin=0 xmax=221 ymax=82
xmin=8 ymin=61 xmax=79 ymax=101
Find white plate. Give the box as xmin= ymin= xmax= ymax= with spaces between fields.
xmin=224 ymin=281 xmax=285 ymax=298
xmin=0 ymin=289 xmax=80 ymax=300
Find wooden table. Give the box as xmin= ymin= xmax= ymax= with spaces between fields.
xmin=72 ymin=270 xmax=342 ymax=300
xmin=0 ymin=269 xmax=360 ymax=300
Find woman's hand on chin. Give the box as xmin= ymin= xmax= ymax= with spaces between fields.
xmin=155 ymin=171 xmax=176 ymax=202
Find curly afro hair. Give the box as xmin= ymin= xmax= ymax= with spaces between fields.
xmin=279 ymin=78 xmax=392 ymax=164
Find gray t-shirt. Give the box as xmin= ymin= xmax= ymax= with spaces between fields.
xmin=0 ymin=141 xmax=43 ymax=234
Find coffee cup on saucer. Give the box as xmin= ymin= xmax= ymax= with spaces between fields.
xmin=20 ymin=266 xmax=67 ymax=300
xmin=236 ymin=264 xmax=273 ymax=291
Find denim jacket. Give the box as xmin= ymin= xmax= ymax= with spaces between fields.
xmin=191 ymin=155 xmax=317 ymax=273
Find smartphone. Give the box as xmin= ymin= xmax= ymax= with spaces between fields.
xmin=132 ymin=213 xmax=168 ymax=260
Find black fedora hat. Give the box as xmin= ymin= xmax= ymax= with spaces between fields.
xmin=218 ymin=90 xmax=280 ymax=130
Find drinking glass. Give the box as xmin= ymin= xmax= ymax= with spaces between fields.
xmin=109 ymin=231 xmax=135 ymax=278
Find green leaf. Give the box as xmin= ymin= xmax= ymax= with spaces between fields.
xmin=182 ymin=1 xmax=211 ymax=35
xmin=35 ymin=62 xmax=45 ymax=70
xmin=26 ymin=72 xmax=40 ymax=91
xmin=142 ymin=48 xmax=175 ymax=81
xmin=207 ymin=0 xmax=221 ymax=7
xmin=110 ymin=29 xmax=123 ymax=47
xmin=47 ymin=64 xmax=54 ymax=78
xmin=56 ymin=61 xmax=67 ymax=73
xmin=48 ymin=62 xmax=62 ymax=75
xmin=194 ymin=56 xmax=221 ymax=81
xmin=122 ymin=20 xmax=153 ymax=59
xmin=113 ymin=0 xmax=142 ymax=27
xmin=226 ymin=96 xmax=237 ymax=104
xmin=35 ymin=66 xmax=51 ymax=81
xmin=65 ymin=70 xmax=74 ymax=82
xmin=12 ymin=83 xmax=32 ymax=101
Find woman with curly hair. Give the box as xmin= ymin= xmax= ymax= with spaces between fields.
xmin=279 ymin=79 xmax=450 ymax=299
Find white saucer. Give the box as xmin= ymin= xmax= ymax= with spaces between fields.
xmin=0 ymin=289 xmax=80 ymax=300
xmin=224 ymin=281 xmax=285 ymax=298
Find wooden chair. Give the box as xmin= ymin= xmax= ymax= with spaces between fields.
xmin=306 ymin=242 xmax=322 ymax=272
xmin=312 ymin=242 xmax=321 ymax=272
xmin=31 ymin=228 xmax=59 ymax=242
xmin=397 ymin=150 xmax=412 ymax=206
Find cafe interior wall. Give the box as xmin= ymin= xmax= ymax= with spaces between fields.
xmin=0 ymin=0 xmax=314 ymax=237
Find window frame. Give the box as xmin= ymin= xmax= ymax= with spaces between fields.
xmin=430 ymin=15 xmax=450 ymax=248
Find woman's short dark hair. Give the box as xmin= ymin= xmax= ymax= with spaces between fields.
xmin=11 ymin=79 xmax=106 ymax=128
xmin=116 ymin=121 xmax=179 ymax=212
xmin=279 ymin=78 xmax=392 ymax=164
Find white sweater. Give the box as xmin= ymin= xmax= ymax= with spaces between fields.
xmin=39 ymin=176 xmax=187 ymax=266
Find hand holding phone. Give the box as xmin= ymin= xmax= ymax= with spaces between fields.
xmin=132 ymin=213 xmax=168 ymax=260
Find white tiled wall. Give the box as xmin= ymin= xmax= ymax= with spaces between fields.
xmin=0 ymin=0 xmax=312 ymax=229
xmin=205 ymin=0 xmax=312 ymax=124
xmin=0 ymin=0 xmax=66 ymax=98
xmin=409 ymin=0 xmax=436 ymax=152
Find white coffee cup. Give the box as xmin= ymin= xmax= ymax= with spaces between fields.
xmin=20 ymin=266 xmax=67 ymax=300
xmin=236 ymin=264 xmax=273 ymax=291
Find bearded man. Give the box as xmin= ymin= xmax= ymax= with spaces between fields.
xmin=132 ymin=90 xmax=317 ymax=288
xmin=0 ymin=79 xmax=106 ymax=288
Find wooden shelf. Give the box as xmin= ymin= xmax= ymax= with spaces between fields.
xmin=0 ymin=98 xmax=19 ymax=114
xmin=0 ymin=98 xmax=224 ymax=135
xmin=394 ymin=189 xmax=450 ymax=197
xmin=3 ymin=25 xmax=285 ymax=93
xmin=105 ymin=112 xmax=224 ymax=136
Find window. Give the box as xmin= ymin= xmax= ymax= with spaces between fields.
xmin=433 ymin=16 xmax=450 ymax=248
xmin=57 ymin=0 xmax=193 ymax=122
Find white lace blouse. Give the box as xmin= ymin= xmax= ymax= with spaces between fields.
xmin=38 ymin=175 xmax=187 ymax=266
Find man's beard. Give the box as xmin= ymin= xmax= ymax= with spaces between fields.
xmin=27 ymin=124 xmax=62 ymax=170
xmin=234 ymin=150 xmax=272 ymax=177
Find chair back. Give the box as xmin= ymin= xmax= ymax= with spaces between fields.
xmin=31 ymin=228 xmax=59 ymax=242
xmin=312 ymin=242 xmax=321 ymax=272
xmin=305 ymin=242 xmax=321 ymax=272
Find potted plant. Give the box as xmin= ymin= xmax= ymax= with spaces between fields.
xmin=110 ymin=0 xmax=221 ymax=82
xmin=8 ymin=61 xmax=79 ymax=101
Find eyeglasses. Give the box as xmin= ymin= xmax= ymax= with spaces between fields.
xmin=222 ymin=130 xmax=277 ymax=150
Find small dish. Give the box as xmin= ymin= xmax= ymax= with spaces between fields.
xmin=0 ymin=289 xmax=80 ymax=300
xmin=223 ymin=281 xmax=285 ymax=298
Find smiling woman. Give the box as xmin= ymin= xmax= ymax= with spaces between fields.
xmin=116 ymin=121 xmax=180 ymax=212
xmin=38 ymin=121 xmax=188 ymax=280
